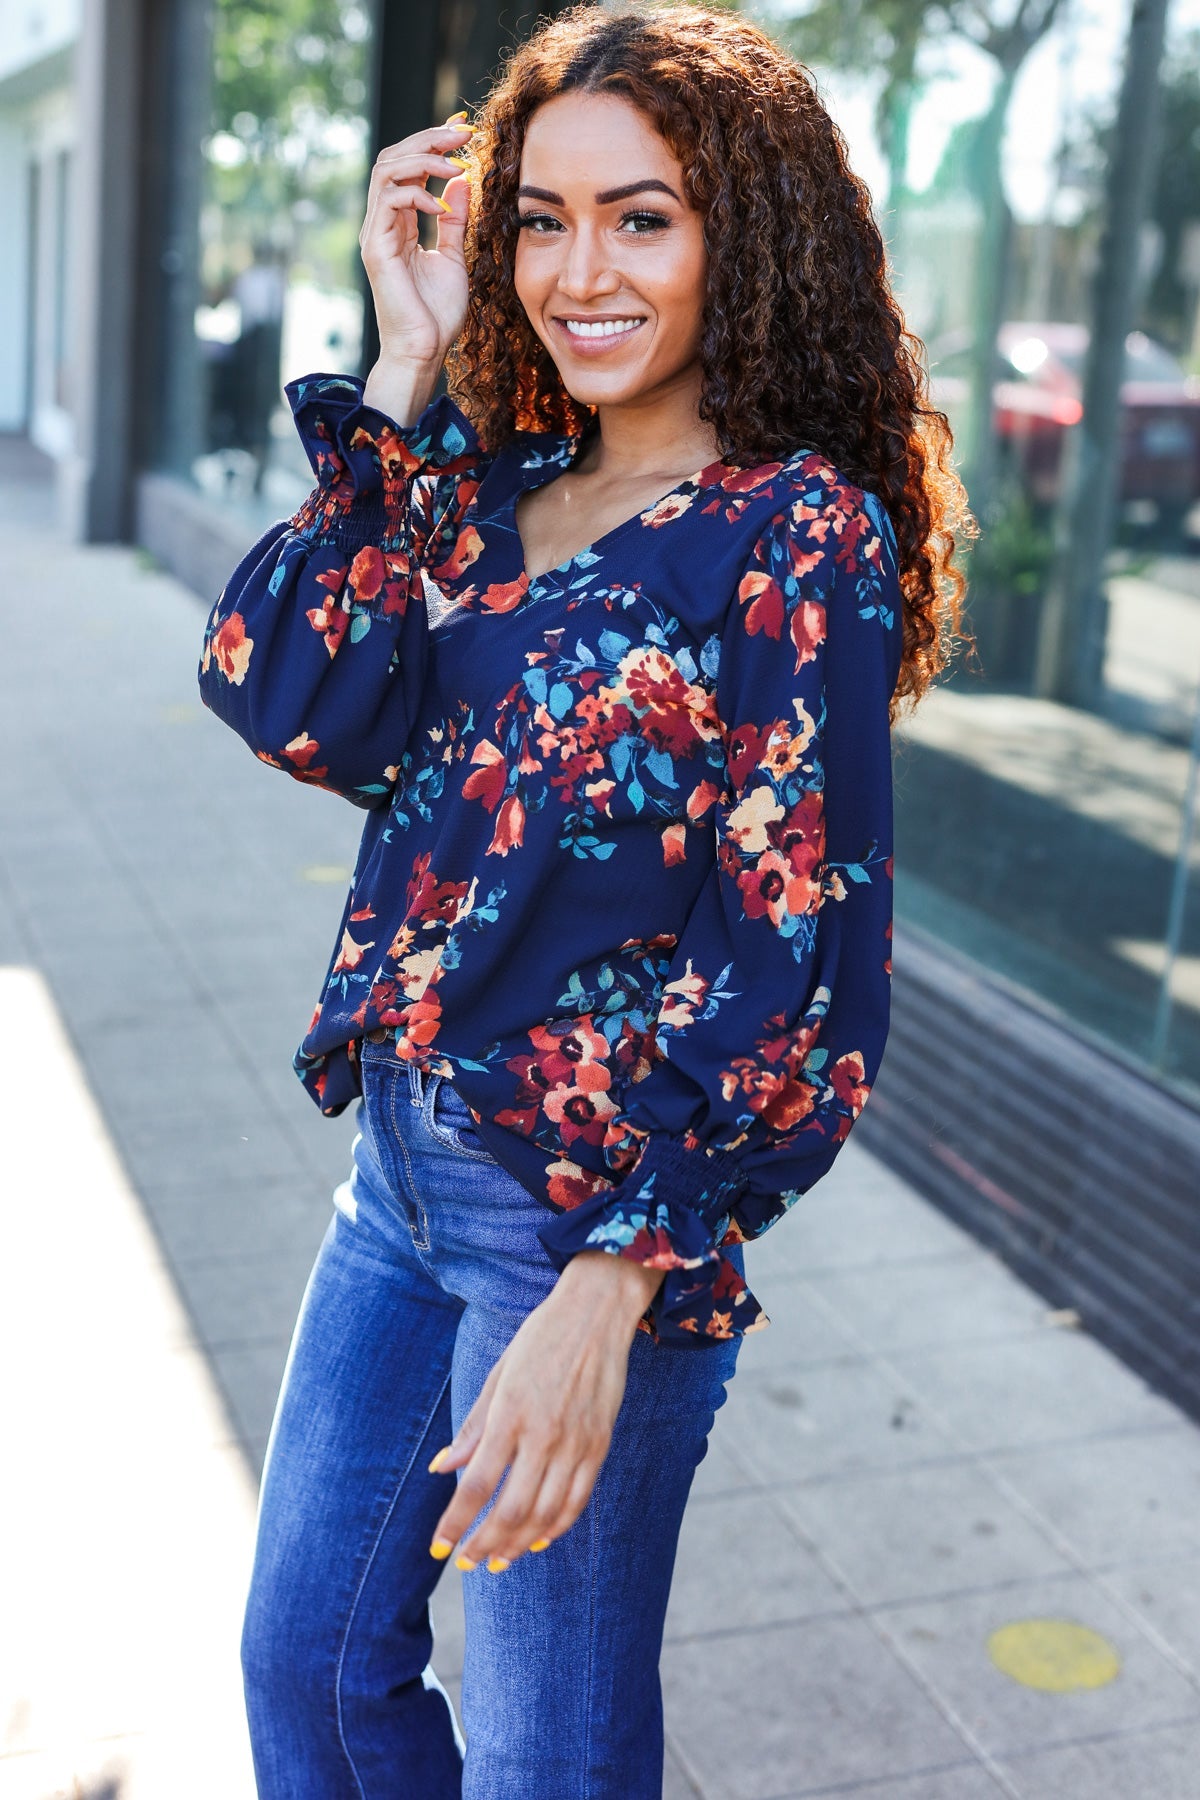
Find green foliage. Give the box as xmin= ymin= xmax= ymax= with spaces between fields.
xmin=1143 ymin=29 xmax=1200 ymax=353
xmin=967 ymin=480 xmax=1056 ymax=601
xmin=203 ymin=0 xmax=373 ymax=292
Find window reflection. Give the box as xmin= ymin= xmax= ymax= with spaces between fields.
xmin=192 ymin=0 xmax=374 ymax=517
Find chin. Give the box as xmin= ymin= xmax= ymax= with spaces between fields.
xmin=556 ymin=369 xmax=655 ymax=409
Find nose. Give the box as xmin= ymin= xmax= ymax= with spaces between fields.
xmin=555 ymin=222 xmax=621 ymax=301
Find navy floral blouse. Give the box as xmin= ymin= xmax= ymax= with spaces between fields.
xmin=198 ymin=372 xmax=902 ymax=1346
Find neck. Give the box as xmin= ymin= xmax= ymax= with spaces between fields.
xmin=580 ymin=367 xmax=720 ymax=479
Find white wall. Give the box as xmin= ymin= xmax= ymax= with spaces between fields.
xmin=0 ymin=1 xmax=79 ymax=438
xmin=0 ymin=114 xmax=29 ymax=429
xmin=0 ymin=0 xmax=79 ymax=88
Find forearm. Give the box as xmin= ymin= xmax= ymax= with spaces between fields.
xmin=552 ymin=1248 xmax=666 ymax=1337
xmin=362 ymin=355 xmax=443 ymax=428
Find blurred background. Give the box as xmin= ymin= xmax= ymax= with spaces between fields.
xmin=5 ymin=0 xmax=1200 ymax=1103
xmin=4 ymin=1 xmax=1200 ymax=1795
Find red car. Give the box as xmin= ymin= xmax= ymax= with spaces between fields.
xmin=930 ymin=322 xmax=1200 ymax=537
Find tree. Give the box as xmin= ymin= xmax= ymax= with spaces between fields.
xmin=1118 ymin=27 xmax=1200 ymax=356
xmin=1035 ymin=0 xmax=1172 ymax=709
xmin=772 ymin=0 xmax=935 ymax=211
xmin=775 ymin=0 xmax=1065 ymax=518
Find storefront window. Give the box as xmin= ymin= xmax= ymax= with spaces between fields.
xmin=192 ymin=0 xmax=374 ymax=519
xmin=765 ymin=0 xmax=1200 ymax=1105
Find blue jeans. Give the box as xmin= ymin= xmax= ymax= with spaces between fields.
xmin=240 ymin=1039 xmax=742 ymax=1799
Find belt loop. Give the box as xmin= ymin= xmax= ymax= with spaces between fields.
xmin=408 ymin=1061 xmax=422 ymax=1108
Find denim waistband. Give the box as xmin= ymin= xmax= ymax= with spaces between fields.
xmin=362 ymin=1029 xmax=430 ymax=1105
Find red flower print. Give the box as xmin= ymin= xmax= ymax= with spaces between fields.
xmin=432 ymin=523 xmax=485 ymax=582
xmin=211 ymin=612 xmax=254 ymax=684
xmin=764 ymin=1078 xmax=819 ymax=1130
xmin=332 ymin=927 xmax=374 ymax=974
xmin=829 ymin=1051 xmax=869 ymax=1114
xmin=545 ymin=1159 xmax=614 ymax=1211
xmin=488 ymin=792 xmax=525 ymax=855
xmin=463 ymin=739 xmax=506 ymax=812
xmin=577 ymin=692 xmax=636 ymax=744
xmin=790 ymin=599 xmax=826 ymax=672
xmin=686 ymin=780 xmax=722 ymax=822
xmin=348 ymin=545 xmax=386 ymax=603
xmin=280 ymin=733 xmax=329 ymax=782
xmin=641 ymin=490 xmax=695 ymax=528
xmin=662 ymin=821 xmax=687 ymax=865
xmin=305 ymin=591 xmax=349 ymax=658
xmin=736 ymin=571 xmax=785 ymax=639
xmin=476 ymin=575 xmax=529 ymax=614
xmin=621 ymin=647 xmax=716 ymax=758
xmin=585 ymin=779 xmax=616 ymax=816
xmin=404 ymin=854 xmax=471 ymax=927
xmin=725 ymin=721 xmax=777 ymax=789
xmin=720 ymin=462 xmax=783 ymax=495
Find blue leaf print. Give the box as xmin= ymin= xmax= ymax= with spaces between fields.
xmin=643 ymin=747 xmax=676 ymax=788
xmin=599 ymin=630 xmax=631 ymax=662
xmin=549 ymin=682 xmax=573 ymax=719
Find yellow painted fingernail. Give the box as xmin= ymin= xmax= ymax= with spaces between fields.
xmin=486 ymin=1557 xmax=510 ymax=1573
xmin=446 ymin=154 xmax=470 ymax=168
xmin=435 ymin=195 xmax=453 ymax=213
xmin=447 ymin=109 xmax=468 ymax=122
xmin=428 ymin=1446 xmax=451 ymax=1473
xmin=429 ymin=1538 xmax=454 ymax=1560
xmin=529 ymin=1537 xmax=552 ymax=1552
xmin=455 ymin=1553 xmax=477 ymax=1572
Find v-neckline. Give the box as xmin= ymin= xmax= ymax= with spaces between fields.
xmin=511 ymin=426 xmax=733 ymax=591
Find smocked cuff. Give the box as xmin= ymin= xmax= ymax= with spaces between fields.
xmin=537 ymin=1134 xmax=768 ymax=1345
xmin=283 ymin=372 xmax=481 ymax=545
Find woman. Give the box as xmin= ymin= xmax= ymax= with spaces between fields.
xmin=199 ymin=5 xmax=972 ymax=1795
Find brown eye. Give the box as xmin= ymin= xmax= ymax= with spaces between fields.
xmin=620 ymin=210 xmax=670 ymax=234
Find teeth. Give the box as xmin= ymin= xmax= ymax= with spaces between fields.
xmin=562 ymin=318 xmax=644 ymax=339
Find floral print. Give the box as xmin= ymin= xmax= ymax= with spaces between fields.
xmin=198 ymin=372 xmax=902 ymax=1345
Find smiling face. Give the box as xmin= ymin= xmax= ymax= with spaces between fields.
xmin=513 ymin=90 xmax=709 ymax=413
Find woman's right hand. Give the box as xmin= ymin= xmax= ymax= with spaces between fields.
xmin=359 ymin=117 xmax=474 ymax=387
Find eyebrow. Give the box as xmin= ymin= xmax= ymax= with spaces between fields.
xmin=517 ymin=178 xmax=682 ymax=206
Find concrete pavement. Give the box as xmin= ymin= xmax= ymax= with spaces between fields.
xmin=3 ymin=460 xmax=1200 ymax=1798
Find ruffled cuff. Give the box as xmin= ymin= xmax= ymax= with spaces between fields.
xmin=537 ymin=1133 xmax=769 ymax=1345
xmin=282 ymin=371 xmax=482 ymax=547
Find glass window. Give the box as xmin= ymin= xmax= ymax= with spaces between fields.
xmin=771 ymin=0 xmax=1200 ymax=1108
xmin=190 ymin=0 xmax=375 ymax=525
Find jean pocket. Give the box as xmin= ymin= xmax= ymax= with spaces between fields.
xmin=428 ymin=1079 xmax=495 ymax=1162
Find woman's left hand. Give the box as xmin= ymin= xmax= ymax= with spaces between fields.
xmin=427 ymin=1250 xmax=665 ymax=1571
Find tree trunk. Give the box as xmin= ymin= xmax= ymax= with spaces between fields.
xmin=1034 ymin=0 xmax=1171 ymax=709
xmin=960 ymin=68 xmax=1016 ymax=526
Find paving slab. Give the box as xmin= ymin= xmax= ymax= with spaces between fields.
xmin=982 ymin=1427 xmax=1200 ymax=1567
xmin=994 ymin=1717 xmax=1200 ymax=1799
xmin=885 ymin=1329 xmax=1183 ymax=1455
xmin=662 ymin=1613 xmax=975 ymax=1798
xmin=718 ymin=1354 xmax=965 ymax=1486
xmin=1099 ymin=1554 xmax=1200 ymax=1670
xmin=665 ymin=1489 xmax=849 ymax=1638
xmin=869 ymin=1570 xmax=1200 ymax=1760
xmin=775 ymin=1460 xmax=1077 ymax=1609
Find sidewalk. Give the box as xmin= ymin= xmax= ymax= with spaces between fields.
xmin=3 ymin=489 xmax=1200 ymax=1798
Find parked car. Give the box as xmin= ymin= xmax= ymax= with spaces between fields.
xmin=929 ymin=322 xmax=1200 ymax=539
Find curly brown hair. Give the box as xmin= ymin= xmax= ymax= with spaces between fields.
xmin=445 ymin=1 xmax=976 ymax=721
